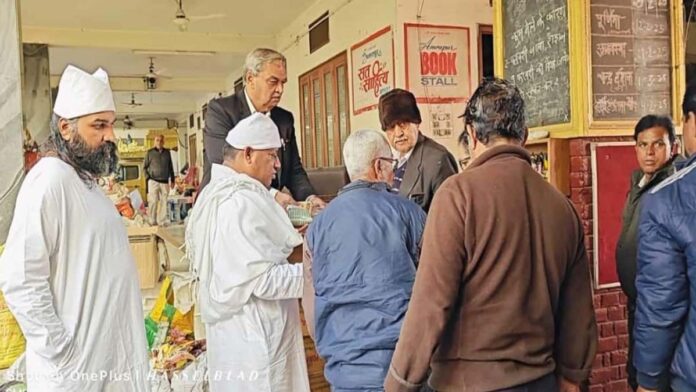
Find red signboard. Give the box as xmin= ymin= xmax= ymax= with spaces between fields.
xmin=591 ymin=142 xmax=638 ymax=289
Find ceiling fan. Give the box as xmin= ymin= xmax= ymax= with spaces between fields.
xmin=143 ymin=58 xmax=173 ymax=89
xmin=172 ymin=0 xmax=225 ymax=32
xmin=122 ymin=93 xmax=143 ymax=107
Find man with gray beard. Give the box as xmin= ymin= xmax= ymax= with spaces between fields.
xmin=0 ymin=65 xmax=149 ymax=391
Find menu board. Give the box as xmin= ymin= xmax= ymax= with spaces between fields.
xmin=591 ymin=0 xmax=672 ymax=121
xmin=503 ymin=0 xmax=571 ymax=128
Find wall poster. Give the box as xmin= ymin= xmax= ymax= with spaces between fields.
xmin=404 ymin=23 xmax=471 ymax=104
xmin=350 ymin=26 xmax=395 ymax=115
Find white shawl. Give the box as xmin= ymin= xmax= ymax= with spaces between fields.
xmin=186 ymin=165 xmax=302 ymax=319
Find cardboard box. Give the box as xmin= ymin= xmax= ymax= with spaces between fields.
xmin=127 ymin=226 xmax=159 ymax=289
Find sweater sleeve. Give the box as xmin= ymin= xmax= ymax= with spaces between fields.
xmin=143 ymin=150 xmax=151 ymax=180
xmin=385 ymin=184 xmax=465 ymax=391
xmin=554 ymin=208 xmax=598 ymax=382
xmin=252 ymin=263 xmax=303 ymax=300
xmin=283 ymin=113 xmax=315 ymax=201
xmin=301 ymin=238 xmax=317 ymax=340
xmin=203 ymin=98 xmax=232 ymax=169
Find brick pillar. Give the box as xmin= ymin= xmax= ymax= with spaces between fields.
xmin=568 ymin=137 xmax=633 ymax=392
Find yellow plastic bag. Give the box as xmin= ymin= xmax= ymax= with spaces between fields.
xmin=149 ymin=276 xmax=193 ymax=333
xmin=0 ymin=244 xmax=26 ymax=369
xmin=146 ymin=276 xmax=193 ymax=349
xmin=148 ymin=276 xmax=173 ymax=322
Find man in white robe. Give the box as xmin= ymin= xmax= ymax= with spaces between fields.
xmin=0 ymin=65 xmax=150 ymax=391
xmin=186 ymin=112 xmax=310 ymax=392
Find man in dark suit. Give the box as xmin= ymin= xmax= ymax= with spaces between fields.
xmin=378 ymin=89 xmax=458 ymax=212
xmin=202 ymin=48 xmax=325 ymax=209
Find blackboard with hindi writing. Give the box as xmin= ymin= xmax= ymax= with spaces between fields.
xmin=503 ymin=0 xmax=571 ymax=128
xmin=590 ymin=0 xmax=672 ymax=121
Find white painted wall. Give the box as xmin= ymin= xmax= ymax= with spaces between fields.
xmin=178 ymin=91 xmax=221 ymax=182
xmin=277 ymin=0 xmax=493 ymax=159
xmin=114 ymin=119 xmax=169 ymax=140
xmin=395 ymin=0 xmax=493 ymax=85
xmin=395 ymin=0 xmax=494 ymax=154
xmin=277 ymin=0 xmax=398 ymax=139
xmin=115 ymin=127 xmax=150 ymax=140
xmin=183 ymin=97 xmax=208 ymax=181
xmin=189 ymin=0 xmax=493 ymax=165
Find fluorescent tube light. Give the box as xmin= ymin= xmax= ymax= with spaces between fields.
xmin=132 ymin=50 xmax=216 ymax=56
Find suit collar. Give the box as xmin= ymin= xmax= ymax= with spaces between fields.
xmin=399 ymin=134 xmax=426 ymax=197
xmin=235 ymin=92 xmax=252 ymax=118
xmin=243 ymin=88 xmax=272 ymax=117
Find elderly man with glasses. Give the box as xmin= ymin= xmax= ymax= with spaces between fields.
xmin=378 ymin=89 xmax=458 ymax=212
xmin=302 ymin=129 xmax=426 ymax=392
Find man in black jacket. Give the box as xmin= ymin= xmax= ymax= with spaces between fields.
xmin=615 ymin=114 xmax=680 ymax=392
xmin=202 ymin=48 xmax=325 ymax=210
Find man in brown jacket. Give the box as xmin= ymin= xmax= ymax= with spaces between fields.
xmin=384 ymin=78 xmax=597 ymax=392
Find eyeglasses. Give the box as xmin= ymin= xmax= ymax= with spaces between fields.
xmin=376 ymin=157 xmax=399 ymax=171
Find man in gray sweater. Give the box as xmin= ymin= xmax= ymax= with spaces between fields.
xmin=144 ymin=134 xmax=175 ymax=225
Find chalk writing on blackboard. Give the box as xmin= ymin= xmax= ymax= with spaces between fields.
xmin=590 ymin=0 xmax=672 ymax=121
xmin=503 ymin=0 xmax=571 ymax=128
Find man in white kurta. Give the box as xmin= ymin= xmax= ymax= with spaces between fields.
xmin=187 ymin=113 xmax=310 ymax=392
xmin=0 ymin=65 xmax=149 ymax=391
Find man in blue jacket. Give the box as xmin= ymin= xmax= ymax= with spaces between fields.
xmin=634 ymin=84 xmax=696 ymax=392
xmin=302 ymin=129 xmax=427 ymax=391
xmin=616 ymin=115 xmax=680 ymax=391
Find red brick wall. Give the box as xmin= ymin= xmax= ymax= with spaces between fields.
xmin=568 ymin=137 xmax=633 ymax=392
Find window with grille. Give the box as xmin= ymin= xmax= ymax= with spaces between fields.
xmin=299 ymin=52 xmax=350 ymax=168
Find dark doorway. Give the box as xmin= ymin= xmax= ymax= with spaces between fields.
xmin=478 ymin=24 xmax=494 ymax=81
